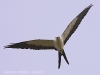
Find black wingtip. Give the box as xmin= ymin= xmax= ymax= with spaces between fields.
xmin=88 ymin=4 xmax=93 ymax=8
xmin=4 ymin=43 xmax=16 ymax=49
xmin=4 ymin=45 xmax=12 ymax=48
xmin=4 ymin=46 xmax=6 ymax=49
xmin=84 ymin=4 xmax=93 ymax=11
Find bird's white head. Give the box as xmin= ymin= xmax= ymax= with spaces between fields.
xmin=55 ymin=36 xmax=63 ymax=42
xmin=55 ymin=36 xmax=60 ymax=41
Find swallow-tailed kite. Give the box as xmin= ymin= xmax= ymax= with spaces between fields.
xmin=4 ymin=4 xmax=93 ymax=69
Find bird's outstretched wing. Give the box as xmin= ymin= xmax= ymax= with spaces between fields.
xmin=4 ymin=39 xmax=56 ymax=50
xmin=61 ymin=4 xmax=93 ymax=45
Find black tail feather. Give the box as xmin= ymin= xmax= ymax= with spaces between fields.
xmin=62 ymin=50 xmax=69 ymax=64
xmin=58 ymin=50 xmax=69 ymax=69
xmin=58 ymin=51 xmax=61 ymax=69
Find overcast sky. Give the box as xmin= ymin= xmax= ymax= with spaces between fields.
xmin=1 ymin=0 xmax=100 ymax=75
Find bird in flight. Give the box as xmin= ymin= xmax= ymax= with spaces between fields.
xmin=4 ymin=4 xmax=93 ymax=69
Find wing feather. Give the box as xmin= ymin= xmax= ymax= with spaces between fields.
xmin=4 ymin=39 xmax=56 ymax=50
xmin=61 ymin=4 xmax=93 ymax=45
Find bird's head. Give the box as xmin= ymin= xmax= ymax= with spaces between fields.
xmin=55 ymin=36 xmax=60 ymax=41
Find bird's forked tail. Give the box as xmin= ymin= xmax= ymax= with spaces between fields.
xmin=58 ymin=50 xmax=69 ymax=69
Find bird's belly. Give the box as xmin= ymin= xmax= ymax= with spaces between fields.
xmin=54 ymin=36 xmax=64 ymax=51
xmin=54 ymin=41 xmax=63 ymax=50
xmin=54 ymin=41 xmax=64 ymax=54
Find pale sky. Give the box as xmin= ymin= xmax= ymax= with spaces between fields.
xmin=1 ymin=0 xmax=100 ymax=75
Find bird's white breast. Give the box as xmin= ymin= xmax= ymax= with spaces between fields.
xmin=54 ymin=36 xmax=64 ymax=50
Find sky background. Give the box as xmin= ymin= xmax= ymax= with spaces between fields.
xmin=0 ymin=0 xmax=100 ymax=75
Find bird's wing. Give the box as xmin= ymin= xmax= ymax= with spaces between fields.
xmin=61 ymin=4 xmax=93 ymax=45
xmin=4 ymin=39 xmax=56 ymax=50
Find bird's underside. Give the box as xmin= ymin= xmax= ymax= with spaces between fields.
xmin=4 ymin=4 xmax=93 ymax=69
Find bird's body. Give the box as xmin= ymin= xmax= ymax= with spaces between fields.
xmin=54 ymin=36 xmax=64 ymax=54
xmin=4 ymin=4 xmax=93 ymax=69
